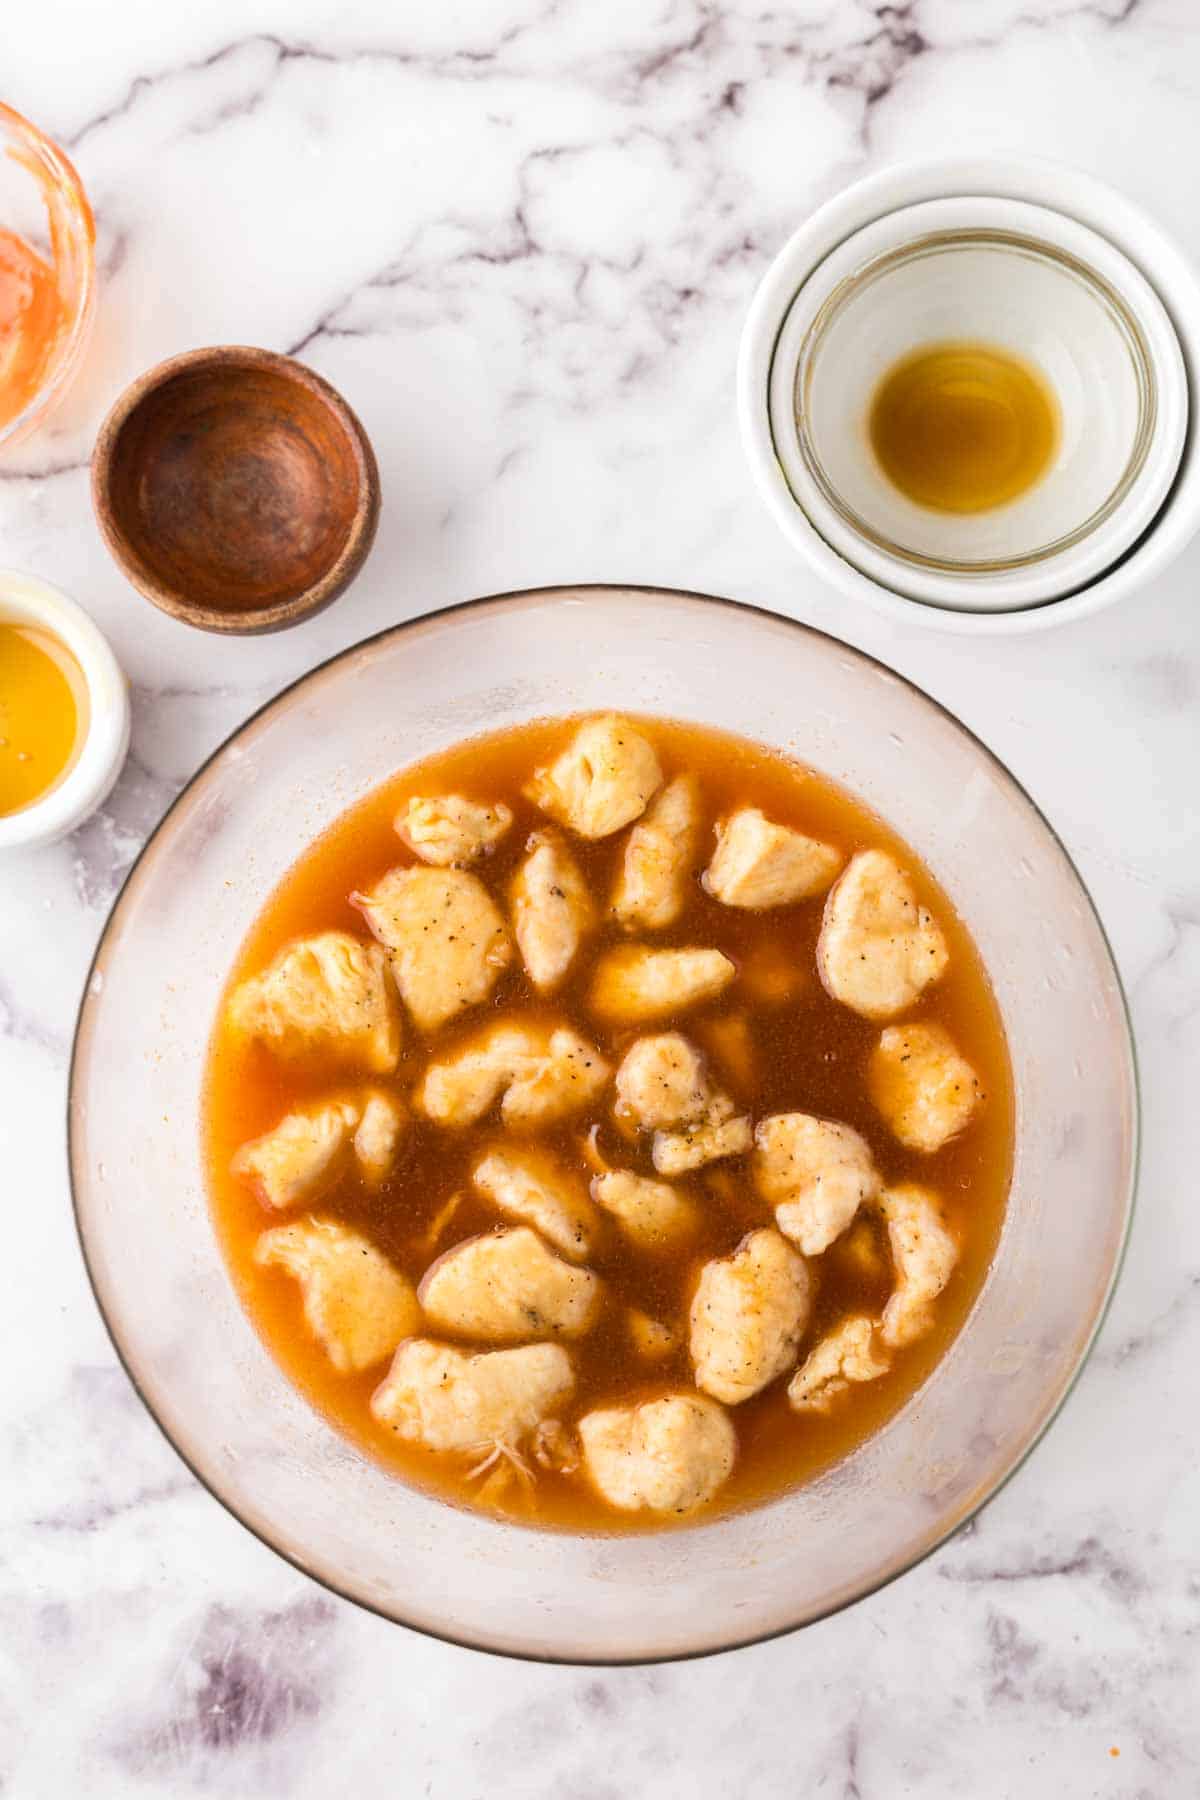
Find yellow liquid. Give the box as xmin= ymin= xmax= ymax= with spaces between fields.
xmin=0 ymin=622 xmax=88 ymax=816
xmin=869 ymin=340 xmax=1060 ymax=514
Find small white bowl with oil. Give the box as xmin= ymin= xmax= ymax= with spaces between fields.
xmin=740 ymin=157 xmax=1200 ymax=631
xmin=0 ymin=569 xmax=129 ymax=850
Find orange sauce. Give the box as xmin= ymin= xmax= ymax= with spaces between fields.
xmin=204 ymin=717 xmax=1014 ymax=1533
xmin=0 ymin=226 xmax=66 ymax=429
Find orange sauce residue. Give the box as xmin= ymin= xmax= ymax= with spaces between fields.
xmin=0 ymin=226 xmax=66 ymax=428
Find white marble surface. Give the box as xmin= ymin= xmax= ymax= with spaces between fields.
xmin=3 ymin=1 xmax=1199 ymax=1792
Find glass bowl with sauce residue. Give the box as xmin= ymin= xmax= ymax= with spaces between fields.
xmin=0 ymin=102 xmax=95 ymax=450
xmin=68 ymin=587 xmax=1137 ymax=1663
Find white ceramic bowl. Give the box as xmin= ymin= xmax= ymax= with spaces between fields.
xmin=772 ymin=197 xmax=1186 ymax=610
xmin=0 ymin=570 xmax=130 ymax=849
xmin=740 ymin=156 xmax=1200 ymax=633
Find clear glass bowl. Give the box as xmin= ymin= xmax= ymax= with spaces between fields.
xmin=68 ymin=587 xmax=1137 ymax=1663
xmin=0 ymin=102 xmax=95 ymax=449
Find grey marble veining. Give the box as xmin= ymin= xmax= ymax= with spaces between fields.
xmin=3 ymin=1 xmax=1200 ymax=1793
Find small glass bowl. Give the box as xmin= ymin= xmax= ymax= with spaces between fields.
xmin=69 ymin=587 xmax=1137 ymax=1663
xmin=0 ymin=102 xmax=96 ymax=450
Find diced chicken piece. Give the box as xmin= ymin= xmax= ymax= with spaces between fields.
xmin=739 ymin=942 xmax=808 ymax=1005
xmin=419 ymin=1021 xmax=609 ymax=1129
xmin=835 ymin=1217 xmax=889 ymax=1283
xmin=579 ymin=1394 xmax=736 ymax=1515
xmin=611 ymin=775 xmax=699 ymax=930
xmin=473 ymin=1145 xmax=598 ymax=1261
xmin=690 ymin=1227 xmax=811 ymax=1405
xmin=589 ymin=945 xmax=735 ymax=1024
xmin=879 ymin=1183 xmax=958 ymax=1348
xmin=704 ymin=808 xmax=842 ymax=910
xmin=525 ymin=714 xmax=662 ymax=839
xmin=231 ymin=1100 xmax=359 ymax=1211
xmin=699 ymin=1014 xmax=756 ymax=1093
xmin=227 ymin=931 xmax=400 ymax=1073
xmin=591 ymin=1169 xmax=697 ymax=1249
xmin=510 ymin=831 xmax=594 ymax=992
xmin=613 ymin=1033 xmax=710 ymax=1131
xmin=395 ymin=794 xmax=513 ymax=866
xmin=254 ymin=1217 xmax=420 ymax=1373
xmin=870 ymin=1022 xmax=982 ymax=1152
xmin=418 ymin=1228 xmax=602 ymax=1341
xmin=627 ymin=1309 xmax=679 ymax=1359
xmin=754 ymin=1113 xmax=880 ymax=1256
xmin=353 ymin=866 xmax=512 ymax=1034
xmin=502 ymin=1026 xmax=610 ymax=1128
xmin=788 ymin=1315 xmax=890 ymax=1413
xmin=653 ymin=1093 xmax=752 ymax=1177
xmin=353 ymin=1090 xmax=406 ymax=1187
xmin=372 ymin=1339 xmax=574 ymax=1453
xmin=531 ymin=1417 xmax=579 ymax=1474
xmin=817 ymin=849 xmax=949 ymax=1019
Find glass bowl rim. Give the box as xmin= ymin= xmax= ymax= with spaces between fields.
xmin=66 ymin=583 xmax=1140 ymax=1664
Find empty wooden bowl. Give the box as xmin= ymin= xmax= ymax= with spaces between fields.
xmin=91 ymin=346 xmax=380 ymax=634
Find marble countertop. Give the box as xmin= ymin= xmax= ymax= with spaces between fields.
xmin=3 ymin=2 xmax=1198 ymax=1793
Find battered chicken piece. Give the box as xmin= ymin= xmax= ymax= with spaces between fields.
xmin=754 ymin=1113 xmax=880 ymax=1256
xmin=879 ymin=1183 xmax=958 ymax=1348
xmin=353 ymin=866 xmax=512 ymax=1034
xmin=817 ymin=849 xmax=949 ymax=1019
xmin=699 ymin=1013 xmax=757 ymax=1093
xmin=870 ymin=1022 xmax=982 ymax=1152
xmin=473 ymin=1145 xmax=598 ymax=1261
xmin=227 ymin=931 xmax=400 ymax=1073
xmin=704 ymin=808 xmax=842 ymax=910
xmin=531 ymin=1417 xmax=579 ymax=1474
xmin=231 ymin=1100 xmax=359 ymax=1211
xmin=418 ymin=1228 xmax=602 ymax=1341
xmin=353 ymin=1090 xmax=406 ymax=1187
xmin=372 ymin=1339 xmax=575 ymax=1453
xmin=525 ymin=715 xmax=662 ymax=839
xmin=418 ymin=1021 xmax=609 ymax=1128
xmin=690 ymin=1227 xmax=811 ymax=1405
xmin=627 ymin=1310 xmax=679 ymax=1359
xmin=652 ymin=1093 xmax=752 ymax=1177
xmin=578 ymin=1394 xmax=736 ymax=1515
xmin=254 ymin=1217 xmax=420 ymax=1373
xmin=395 ymin=794 xmax=513 ymax=866
xmin=590 ymin=1169 xmax=697 ymax=1249
xmin=611 ymin=775 xmax=698 ymax=930
xmin=788 ymin=1315 xmax=889 ymax=1413
xmin=613 ymin=1032 xmax=710 ymax=1131
xmin=589 ymin=945 xmax=735 ymax=1024
xmin=510 ymin=831 xmax=595 ymax=992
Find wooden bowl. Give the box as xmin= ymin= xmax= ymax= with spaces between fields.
xmin=91 ymin=347 xmax=380 ymax=634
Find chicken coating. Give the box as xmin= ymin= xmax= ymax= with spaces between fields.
xmin=589 ymin=945 xmax=735 ymax=1024
xmin=531 ymin=1417 xmax=579 ymax=1474
xmin=627 ymin=1309 xmax=679 ymax=1359
xmin=254 ymin=1217 xmax=420 ymax=1373
xmin=611 ymin=775 xmax=698 ymax=930
xmin=817 ymin=849 xmax=949 ymax=1019
xmin=525 ymin=714 xmax=662 ymax=839
xmin=418 ymin=1227 xmax=602 ymax=1341
xmin=613 ymin=1032 xmax=710 ymax=1131
xmin=690 ymin=1227 xmax=811 ymax=1405
xmin=578 ymin=1394 xmax=736 ymax=1515
xmin=419 ymin=1021 xmax=610 ymax=1128
xmin=395 ymin=794 xmax=513 ymax=866
xmin=870 ymin=1021 xmax=982 ymax=1153
xmin=879 ymin=1183 xmax=958 ymax=1348
xmin=591 ymin=1170 xmax=697 ymax=1249
xmin=372 ymin=1339 xmax=575 ymax=1453
xmin=788 ymin=1315 xmax=890 ymax=1413
xmin=231 ymin=1100 xmax=360 ymax=1211
xmin=227 ymin=931 xmax=400 ymax=1073
xmin=353 ymin=866 xmax=512 ymax=1034
xmin=510 ymin=831 xmax=595 ymax=992
xmin=472 ymin=1145 xmax=598 ymax=1261
xmin=652 ymin=1094 xmax=752 ymax=1177
xmin=754 ymin=1113 xmax=880 ymax=1256
xmin=703 ymin=808 xmax=842 ymax=910
xmin=353 ymin=1090 xmax=406 ymax=1187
